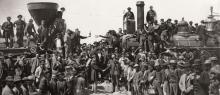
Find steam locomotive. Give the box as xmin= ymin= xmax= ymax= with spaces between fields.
xmin=122 ymin=1 xmax=220 ymax=60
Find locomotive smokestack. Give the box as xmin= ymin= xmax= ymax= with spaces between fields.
xmin=136 ymin=1 xmax=145 ymax=30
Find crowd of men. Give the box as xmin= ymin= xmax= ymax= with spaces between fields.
xmin=0 ymin=6 xmax=219 ymax=95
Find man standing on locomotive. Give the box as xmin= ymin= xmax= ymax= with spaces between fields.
xmin=14 ymin=15 xmax=26 ymax=48
xmin=1 ymin=17 xmax=14 ymax=48
xmin=38 ymin=20 xmax=49 ymax=47
xmin=146 ymin=6 xmax=157 ymax=25
xmin=24 ymin=19 xmax=37 ymax=47
xmin=197 ymin=20 xmax=208 ymax=47
xmin=123 ymin=7 xmax=135 ymax=34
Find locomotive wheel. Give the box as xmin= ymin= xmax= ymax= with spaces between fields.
xmin=30 ymin=46 xmax=37 ymax=54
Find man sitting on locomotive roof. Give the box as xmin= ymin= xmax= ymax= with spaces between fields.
xmin=189 ymin=21 xmax=196 ymax=33
xmin=146 ymin=6 xmax=157 ymax=25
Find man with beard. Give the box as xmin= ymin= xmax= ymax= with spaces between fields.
xmin=14 ymin=15 xmax=26 ymax=47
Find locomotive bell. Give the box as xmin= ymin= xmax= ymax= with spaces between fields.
xmin=176 ymin=20 xmax=190 ymax=36
xmin=27 ymin=2 xmax=59 ymax=26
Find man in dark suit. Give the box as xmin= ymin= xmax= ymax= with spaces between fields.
xmin=104 ymin=54 xmax=121 ymax=92
xmin=146 ymin=6 xmax=157 ymax=25
xmin=2 ymin=17 xmax=14 ymax=48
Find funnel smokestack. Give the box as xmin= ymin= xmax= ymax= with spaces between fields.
xmin=27 ymin=2 xmax=58 ymax=26
xmin=136 ymin=1 xmax=145 ymax=30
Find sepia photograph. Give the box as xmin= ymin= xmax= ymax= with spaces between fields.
xmin=0 ymin=0 xmax=220 ymax=95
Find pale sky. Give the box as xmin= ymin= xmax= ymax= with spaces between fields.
xmin=0 ymin=0 xmax=219 ymax=43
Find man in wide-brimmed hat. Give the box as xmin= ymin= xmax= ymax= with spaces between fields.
xmin=4 ymin=53 xmax=14 ymax=76
xmin=14 ymin=14 xmax=26 ymax=47
xmin=35 ymin=58 xmax=46 ymax=83
xmin=191 ymin=59 xmax=209 ymax=95
xmin=167 ymin=60 xmax=179 ymax=95
xmin=13 ymin=76 xmax=22 ymax=95
xmin=179 ymin=62 xmax=194 ymax=95
xmin=38 ymin=69 xmax=52 ymax=95
xmin=22 ymin=75 xmax=38 ymax=95
xmin=2 ymin=76 xmax=14 ymax=95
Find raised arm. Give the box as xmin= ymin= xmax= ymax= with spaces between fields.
xmin=99 ymin=35 xmax=109 ymax=38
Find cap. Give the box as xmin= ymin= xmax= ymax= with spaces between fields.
xmin=29 ymin=19 xmax=33 ymax=22
xmin=17 ymin=15 xmax=22 ymax=18
xmin=127 ymin=7 xmax=131 ymax=10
